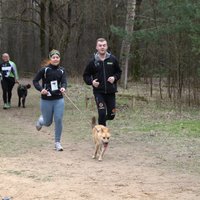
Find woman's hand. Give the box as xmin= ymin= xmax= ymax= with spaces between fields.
xmin=60 ymin=87 xmax=66 ymax=93
xmin=41 ymin=89 xmax=49 ymax=95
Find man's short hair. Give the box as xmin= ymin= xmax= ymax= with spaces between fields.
xmin=96 ymin=38 xmax=107 ymax=44
xmin=2 ymin=53 xmax=9 ymax=57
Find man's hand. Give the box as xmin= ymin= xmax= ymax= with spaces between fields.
xmin=92 ymin=79 xmax=99 ymax=88
xmin=107 ymin=76 xmax=115 ymax=84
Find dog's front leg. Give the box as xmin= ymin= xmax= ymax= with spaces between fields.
xmin=98 ymin=145 xmax=105 ymax=161
xmin=22 ymin=97 xmax=26 ymax=108
xmin=18 ymin=97 xmax=21 ymax=107
xmin=93 ymin=143 xmax=99 ymax=159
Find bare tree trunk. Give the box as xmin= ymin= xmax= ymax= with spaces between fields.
xmin=131 ymin=0 xmax=143 ymax=81
xmin=120 ymin=0 xmax=136 ymax=89
xmin=0 ymin=0 xmax=2 ymax=50
xmin=188 ymin=78 xmax=191 ymax=106
xmin=150 ymin=76 xmax=153 ymax=97
xmin=159 ymin=75 xmax=162 ymax=99
xmin=40 ymin=0 xmax=50 ymax=58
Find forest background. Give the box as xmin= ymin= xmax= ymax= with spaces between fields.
xmin=1 ymin=1 xmax=200 ymax=199
xmin=1 ymin=0 xmax=200 ymax=105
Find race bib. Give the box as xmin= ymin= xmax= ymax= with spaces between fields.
xmin=50 ymin=80 xmax=58 ymax=91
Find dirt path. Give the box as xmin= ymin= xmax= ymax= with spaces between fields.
xmin=1 ymin=142 xmax=200 ymax=200
xmin=0 ymin=82 xmax=200 ymax=200
xmin=1 ymin=119 xmax=199 ymax=200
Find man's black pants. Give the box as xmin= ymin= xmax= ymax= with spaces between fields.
xmin=94 ymin=93 xmax=116 ymax=126
xmin=1 ymin=77 xmax=15 ymax=104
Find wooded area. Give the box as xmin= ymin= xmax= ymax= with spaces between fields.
xmin=1 ymin=0 xmax=200 ymax=105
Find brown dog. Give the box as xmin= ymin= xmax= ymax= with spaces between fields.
xmin=92 ymin=117 xmax=111 ymax=161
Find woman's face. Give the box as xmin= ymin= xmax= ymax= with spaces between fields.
xmin=50 ymin=54 xmax=60 ymax=66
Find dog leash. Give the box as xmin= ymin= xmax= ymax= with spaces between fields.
xmin=63 ymin=92 xmax=91 ymax=126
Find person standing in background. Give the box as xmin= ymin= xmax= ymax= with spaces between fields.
xmin=0 ymin=53 xmax=19 ymax=109
xmin=33 ymin=49 xmax=67 ymax=151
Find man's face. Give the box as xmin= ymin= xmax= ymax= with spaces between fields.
xmin=2 ymin=54 xmax=9 ymax=62
xmin=96 ymin=41 xmax=108 ymax=55
xmin=50 ymin=55 xmax=60 ymax=66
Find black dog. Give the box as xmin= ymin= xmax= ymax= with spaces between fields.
xmin=17 ymin=84 xmax=31 ymax=108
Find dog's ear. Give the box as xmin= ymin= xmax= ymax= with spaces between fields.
xmin=102 ymin=127 xmax=109 ymax=132
xmin=26 ymin=84 xmax=31 ymax=89
xmin=95 ymin=127 xmax=102 ymax=132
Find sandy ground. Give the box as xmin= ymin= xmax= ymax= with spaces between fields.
xmin=0 ymin=81 xmax=200 ymax=200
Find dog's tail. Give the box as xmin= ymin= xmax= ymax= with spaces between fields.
xmin=92 ymin=116 xmax=96 ymax=128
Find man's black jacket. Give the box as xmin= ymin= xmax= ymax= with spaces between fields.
xmin=83 ymin=52 xmax=122 ymax=94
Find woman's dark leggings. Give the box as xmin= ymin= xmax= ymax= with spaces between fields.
xmin=1 ymin=78 xmax=15 ymax=104
xmin=94 ymin=93 xmax=116 ymax=126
